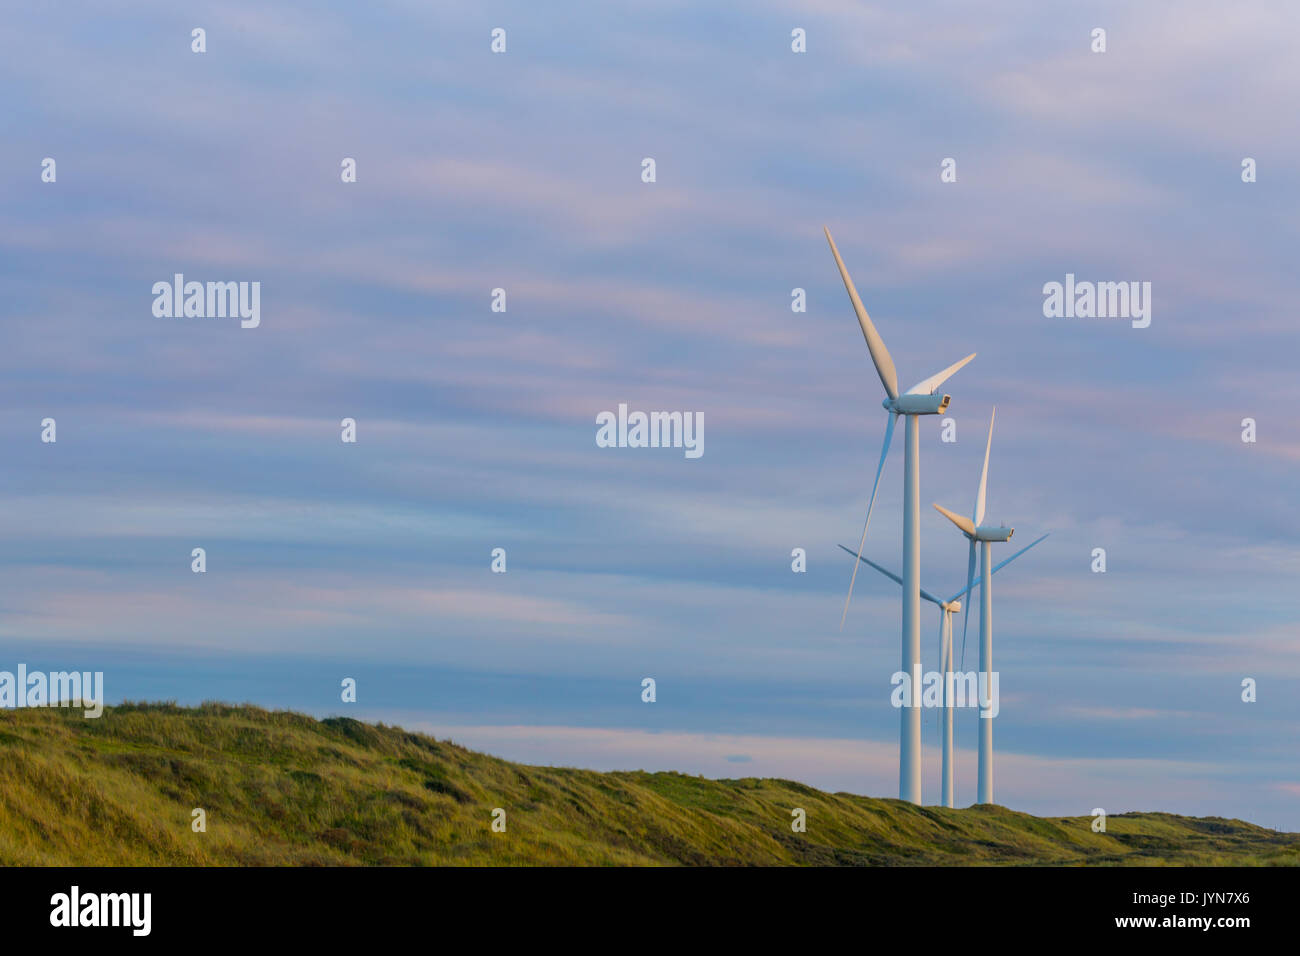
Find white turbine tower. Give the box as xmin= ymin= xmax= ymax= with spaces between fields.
xmin=838 ymin=533 xmax=1048 ymax=807
xmin=826 ymin=226 xmax=976 ymax=804
xmin=933 ymin=407 xmax=1032 ymax=805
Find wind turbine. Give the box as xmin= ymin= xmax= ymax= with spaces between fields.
xmin=838 ymin=533 xmax=1048 ymax=807
xmin=827 ymin=226 xmax=976 ymax=804
xmin=933 ymin=407 xmax=1030 ymax=805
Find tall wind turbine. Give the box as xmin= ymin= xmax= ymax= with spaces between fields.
xmin=839 ymin=533 xmax=1048 ymax=807
xmin=826 ymin=226 xmax=975 ymax=804
xmin=933 ymin=407 xmax=1031 ymax=805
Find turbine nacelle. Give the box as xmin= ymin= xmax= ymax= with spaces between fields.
xmin=941 ymin=599 xmax=961 ymax=614
xmin=933 ymin=503 xmax=1015 ymax=542
xmin=884 ymin=393 xmax=951 ymax=416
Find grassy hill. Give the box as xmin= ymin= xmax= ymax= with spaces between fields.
xmin=0 ymin=702 xmax=1295 ymax=866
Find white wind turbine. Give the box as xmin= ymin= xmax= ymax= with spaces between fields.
xmin=827 ymin=226 xmax=976 ymax=804
xmin=838 ymin=533 xmax=1048 ymax=807
xmin=933 ymin=407 xmax=1034 ymax=805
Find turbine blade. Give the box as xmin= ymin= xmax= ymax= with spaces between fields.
xmin=824 ymin=227 xmax=899 ymax=400
xmin=919 ymin=586 xmax=943 ymax=607
xmin=991 ymin=532 xmax=1049 ymax=575
xmin=959 ymin=539 xmax=975 ymax=670
xmin=937 ymin=613 xmax=948 ymax=732
xmin=837 ymin=545 xmax=901 ymax=587
xmin=905 ymin=352 xmax=976 ymax=396
xmin=839 ymin=412 xmax=897 ymax=629
xmin=974 ymin=407 xmax=994 ymax=525
xmin=944 ymin=532 xmax=1050 ymax=604
xmin=837 ymin=545 xmax=943 ymax=605
xmin=933 ymin=502 xmax=976 ymax=537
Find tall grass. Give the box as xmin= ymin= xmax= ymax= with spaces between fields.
xmin=0 ymin=703 xmax=1295 ymax=866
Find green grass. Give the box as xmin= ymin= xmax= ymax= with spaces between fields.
xmin=1 ymin=702 xmax=1295 ymax=866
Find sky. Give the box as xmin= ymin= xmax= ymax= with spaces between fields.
xmin=2 ymin=1 xmax=1299 ymax=830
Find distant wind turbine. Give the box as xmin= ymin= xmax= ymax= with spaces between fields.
xmin=826 ymin=226 xmax=976 ymax=804
xmin=933 ymin=407 xmax=1038 ymax=805
xmin=838 ymin=533 xmax=1048 ymax=808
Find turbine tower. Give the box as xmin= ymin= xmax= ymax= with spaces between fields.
xmin=839 ymin=533 xmax=1048 ymax=807
xmin=933 ymin=407 xmax=1033 ymax=805
xmin=826 ymin=226 xmax=975 ymax=804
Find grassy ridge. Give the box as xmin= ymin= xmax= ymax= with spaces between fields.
xmin=0 ymin=702 xmax=1295 ymax=866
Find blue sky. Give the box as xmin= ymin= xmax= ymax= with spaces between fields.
xmin=3 ymin=1 xmax=1300 ymax=829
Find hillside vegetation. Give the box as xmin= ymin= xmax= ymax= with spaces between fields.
xmin=0 ymin=703 xmax=1295 ymax=866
